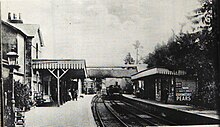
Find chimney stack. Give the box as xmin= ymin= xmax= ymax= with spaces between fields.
xmin=8 ymin=12 xmax=11 ymax=21
xmin=13 ymin=13 xmax=16 ymax=19
xmin=19 ymin=13 xmax=21 ymax=20
xmin=8 ymin=12 xmax=23 ymax=23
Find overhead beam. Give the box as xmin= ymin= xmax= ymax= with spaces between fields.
xmin=60 ymin=69 xmax=69 ymax=79
xmin=47 ymin=69 xmax=69 ymax=107
xmin=48 ymin=69 xmax=58 ymax=79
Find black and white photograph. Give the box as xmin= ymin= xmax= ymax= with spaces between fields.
xmin=0 ymin=0 xmax=220 ymax=126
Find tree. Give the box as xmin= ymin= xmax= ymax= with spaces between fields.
xmin=144 ymin=30 xmax=217 ymax=108
xmin=212 ymin=0 xmax=220 ymax=113
xmin=144 ymin=43 xmax=172 ymax=69
xmin=143 ymin=0 xmax=218 ymax=108
xmin=187 ymin=0 xmax=218 ymax=108
xmin=187 ymin=0 xmax=212 ymax=31
xmin=124 ymin=52 xmax=135 ymax=64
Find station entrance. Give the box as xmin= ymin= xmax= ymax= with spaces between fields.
xmin=32 ymin=59 xmax=87 ymax=106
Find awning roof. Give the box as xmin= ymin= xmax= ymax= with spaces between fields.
xmin=131 ymin=68 xmax=186 ymax=80
xmin=32 ymin=59 xmax=86 ymax=69
xmin=32 ymin=59 xmax=87 ymax=77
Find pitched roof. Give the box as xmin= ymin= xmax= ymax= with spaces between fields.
xmin=131 ymin=68 xmax=186 ymax=80
xmin=2 ymin=20 xmax=44 ymax=46
xmin=10 ymin=23 xmax=40 ymax=36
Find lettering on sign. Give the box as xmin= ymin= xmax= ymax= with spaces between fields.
xmin=176 ymin=82 xmax=182 ymax=88
xmin=176 ymin=95 xmax=191 ymax=101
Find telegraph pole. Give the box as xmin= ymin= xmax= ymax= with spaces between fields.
xmin=133 ymin=40 xmax=143 ymax=64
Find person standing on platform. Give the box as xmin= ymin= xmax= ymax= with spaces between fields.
xmin=164 ymin=87 xmax=169 ymax=104
xmin=70 ymin=88 xmax=75 ymax=101
xmin=74 ymin=90 xmax=78 ymax=101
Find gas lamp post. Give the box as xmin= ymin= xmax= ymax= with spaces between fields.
xmin=6 ymin=51 xmax=19 ymax=127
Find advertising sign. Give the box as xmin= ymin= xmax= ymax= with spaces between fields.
xmin=176 ymin=83 xmax=192 ymax=101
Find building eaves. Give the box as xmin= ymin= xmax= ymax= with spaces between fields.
xmin=2 ymin=20 xmax=44 ymax=47
xmin=131 ymin=67 xmax=186 ymax=80
xmin=10 ymin=23 xmax=44 ymax=47
xmin=2 ymin=20 xmax=29 ymax=37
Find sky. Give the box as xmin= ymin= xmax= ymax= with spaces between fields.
xmin=1 ymin=0 xmax=200 ymax=66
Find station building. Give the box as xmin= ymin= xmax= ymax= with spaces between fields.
xmin=131 ymin=67 xmax=197 ymax=104
xmin=2 ymin=12 xmax=44 ymax=103
xmin=2 ymin=12 xmax=88 ymax=108
xmin=1 ymin=12 xmax=44 ymax=126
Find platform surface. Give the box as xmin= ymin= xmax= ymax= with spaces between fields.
xmin=25 ymin=94 xmax=96 ymax=127
xmin=123 ymin=94 xmax=219 ymax=120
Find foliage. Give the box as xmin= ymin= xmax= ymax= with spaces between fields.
xmin=187 ymin=0 xmax=212 ymax=31
xmin=3 ymin=77 xmax=13 ymax=127
xmin=14 ymin=81 xmax=32 ymax=110
xmin=124 ymin=52 xmax=135 ymax=64
xmin=123 ymin=78 xmax=133 ymax=94
xmin=144 ymin=0 xmax=217 ymax=109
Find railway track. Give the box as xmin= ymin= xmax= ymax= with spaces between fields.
xmin=120 ymin=100 xmax=176 ymax=125
xmin=108 ymin=100 xmax=176 ymax=126
xmin=92 ymin=95 xmax=175 ymax=127
xmin=91 ymin=95 xmax=125 ymax=127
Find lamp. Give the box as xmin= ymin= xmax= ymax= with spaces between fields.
xmin=6 ymin=50 xmax=20 ymax=127
xmin=6 ymin=51 xmax=19 ymax=69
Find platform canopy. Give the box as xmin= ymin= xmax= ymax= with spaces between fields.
xmin=32 ymin=59 xmax=85 ymax=69
xmin=32 ymin=59 xmax=87 ymax=78
xmin=32 ymin=59 xmax=87 ymax=106
xmin=131 ymin=68 xmax=186 ymax=80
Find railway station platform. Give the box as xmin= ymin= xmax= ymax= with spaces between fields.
xmin=122 ymin=94 xmax=220 ymax=125
xmin=25 ymin=94 xmax=96 ymax=127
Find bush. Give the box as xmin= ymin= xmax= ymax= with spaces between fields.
xmin=14 ymin=81 xmax=32 ymax=111
xmin=191 ymin=82 xmax=217 ymax=109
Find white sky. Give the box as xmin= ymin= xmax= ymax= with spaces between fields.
xmin=1 ymin=0 xmax=200 ymax=66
